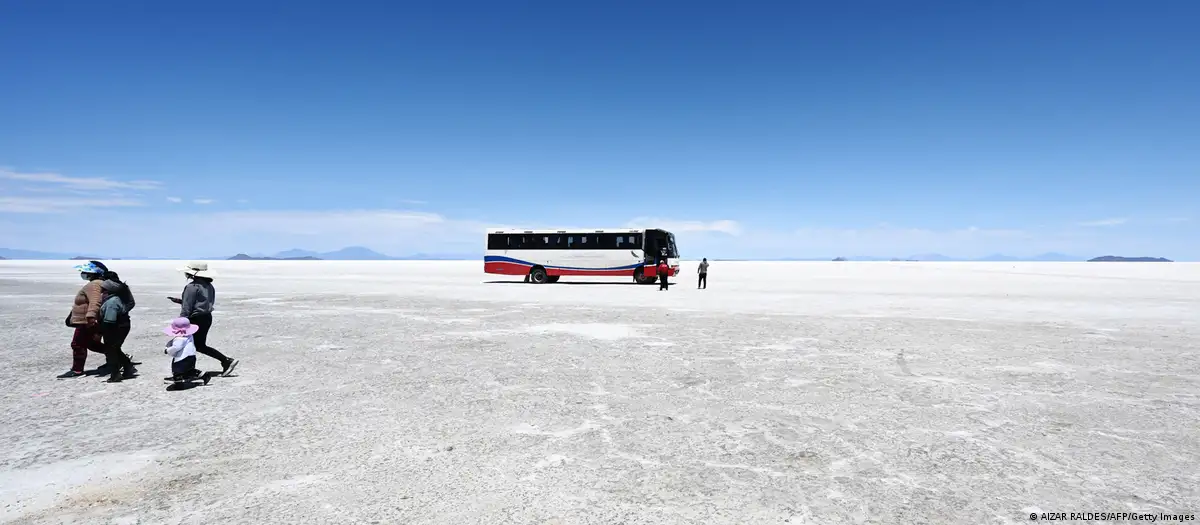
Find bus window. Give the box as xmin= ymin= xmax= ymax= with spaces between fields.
xmin=599 ymin=233 xmax=618 ymax=249
xmin=612 ymin=234 xmax=624 ymax=248
xmin=487 ymin=234 xmax=507 ymax=250
xmin=566 ymin=236 xmax=575 ymax=248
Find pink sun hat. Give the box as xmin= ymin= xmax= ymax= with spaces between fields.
xmin=164 ymin=317 xmax=200 ymax=337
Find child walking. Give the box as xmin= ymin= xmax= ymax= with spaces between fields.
xmin=163 ymin=317 xmax=211 ymax=385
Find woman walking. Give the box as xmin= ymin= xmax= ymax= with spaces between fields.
xmin=170 ymin=262 xmax=239 ymax=376
xmin=98 ymin=271 xmax=138 ymax=382
xmin=59 ymin=261 xmax=109 ymax=378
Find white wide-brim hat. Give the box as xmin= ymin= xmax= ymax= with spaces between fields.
xmin=179 ymin=261 xmax=217 ymax=279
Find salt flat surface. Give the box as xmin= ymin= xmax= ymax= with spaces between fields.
xmin=1 ymin=260 xmax=1198 ymax=524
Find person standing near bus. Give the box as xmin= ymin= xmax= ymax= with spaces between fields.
xmin=697 ymin=258 xmax=709 ymax=289
xmin=657 ymin=258 xmax=669 ymax=291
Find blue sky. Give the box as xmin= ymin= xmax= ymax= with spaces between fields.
xmin=1 ymin=0 xmax=1196 ymax=259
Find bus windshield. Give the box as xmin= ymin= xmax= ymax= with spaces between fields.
xmin=645 ymin=229 xmax=679 ymax=259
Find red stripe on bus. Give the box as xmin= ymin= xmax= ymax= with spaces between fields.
xmin=485 ymin=261 xmax=641 ymax=277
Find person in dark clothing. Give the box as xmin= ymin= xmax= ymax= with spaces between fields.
xmin=93 ymin=270 xmax=138 ymax=374
xmin=98 ymin=275 xmax=138 ymax=382
xmin=657 ymin=259 xmax=670 ymax=291
xmin=170 ymin=262 xmax=239 ymax=377
xmin=60 ymin=261 xmax=109 ymax=378
xmin=697 ymin=258 xmax=709 ymax=289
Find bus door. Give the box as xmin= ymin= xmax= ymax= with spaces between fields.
xmin=644 ymin=230 xmax=670 ymax=264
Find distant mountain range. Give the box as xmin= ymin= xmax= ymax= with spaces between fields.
xmin=227 ymin=254 xmax=324 ymax=261
xmin=813 ymin=252 xmax=1088 ymax=262
xmin=0 ymin=246 xmax=479 ymax=261
xmin=0 ymin=247 xmax=1182 ymax=262
xmin=1087 ymin=256 xmax=1173 ymax=262
xmin=0 ymin=248 xmax=85 ymax=260
xmin=244 ymin=247 xmax=479 ymax=261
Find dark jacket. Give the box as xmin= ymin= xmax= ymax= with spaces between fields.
xmin=180 ymin=278 xmax=216 ymax=317
xmin=99 ymin=279 xmax=133 ymax=327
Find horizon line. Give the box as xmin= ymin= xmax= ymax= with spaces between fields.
xmin=0 ymin=256 xmax=1186 ymax=262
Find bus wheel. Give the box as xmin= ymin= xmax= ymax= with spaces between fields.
xmin=633 ymin=267 xmax=657 ymax=285
xmin=546 ymin=275 xmax=560 ymax=283
xmin=529 ymin=266 xmax=549 ymax=284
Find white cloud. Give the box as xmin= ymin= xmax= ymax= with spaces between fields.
xmin=1077 ymin=217 xmax=1128 ymax=227
xmin=0 ymin=208 xmax=494 ymax=258
xmin=399 ymin=199 xmax=427 ymax=205
xmin=649 ymin=223 xmax=1056 ymax=260
xmin=617 ymin=220 xmax=1036 ymax=259
xmin=0 ymin=196 xmax=146 ymax=213
xmin=0 ymin=169 xmax=161 ymax=191
xmin=201 ymin=209 xmax=448 ymax=234
xmin=0 ymin=168 xmax=163 ymax=213
xmin=16 ymin=185 xmax=93 ymax=195
xmin=625 ymin=217 xmax=742 ymax=235
xmin=792 ymin=225 xmax=1028 ymax=240
xmin=193 ymin=199 xmax=215 ymax=205
xmin=727 ymin=224 xmax=1039 ymax=259
xmin=166 ymin=197 xmax=183 ymax=203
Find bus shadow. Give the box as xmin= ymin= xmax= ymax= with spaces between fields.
xmin=483 ymin=280 xmax=644 ymax=286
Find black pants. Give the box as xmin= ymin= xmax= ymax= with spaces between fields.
xmin=698 ymin=273 xmax=707 ymax=288
xmin=188 ymin=312 xmax=230 ymax=364
xmin=172 ymin=355 xmax=198 ymax=377
xmin=100 ymin=324 xmax=133 ymax=374
xmin=659 ymin=272 xmax=669 ymax=290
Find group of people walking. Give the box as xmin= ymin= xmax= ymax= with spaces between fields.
xmin=60 ymin=260 xmax=239 ymax=384
xmin=62 ymin=260 xmax=138 ymax=381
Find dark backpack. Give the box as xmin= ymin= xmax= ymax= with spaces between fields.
xmin=120 ymin=283 xmax=136 ymax=311
xmin=104 ymin=271 xmax=136 ymax=311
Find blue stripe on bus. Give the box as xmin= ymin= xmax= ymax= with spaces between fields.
xmin=484 ymin=255 xmax=644 ymax=271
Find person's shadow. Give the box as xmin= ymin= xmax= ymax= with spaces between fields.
xmin=165 ymin=371 xmax=221 ymax=391
xmin=84 ymin=357 xmax=144 ymax=377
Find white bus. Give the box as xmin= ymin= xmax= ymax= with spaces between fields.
xmin=484 ymin=228 xmax=680 ymax=284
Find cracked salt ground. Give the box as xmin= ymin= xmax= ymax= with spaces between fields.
xmin=1 ymin=260 xmax=1199 ymax=524
xmin=523 ymin=323 xmax=643 ymax=341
